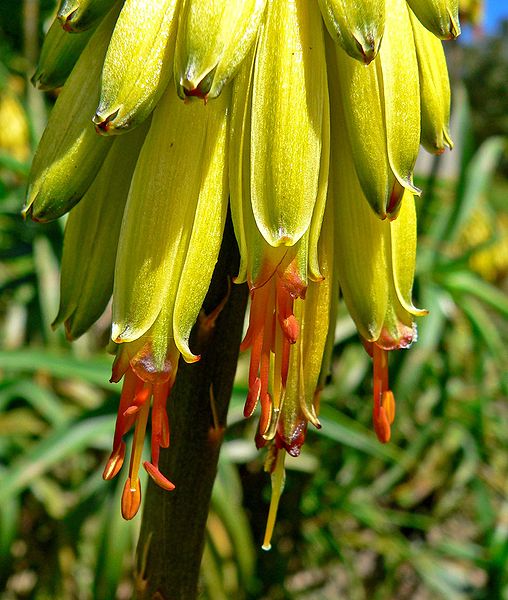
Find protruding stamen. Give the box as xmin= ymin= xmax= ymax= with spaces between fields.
xmin=121 ymin=477 xmax=141 ymax=520
xmin=262 ymin=448 xmax=286 ymax=551
xmin=197 ymin=278 xmax=231 ymax=348
xmin=280 ymin=315 xmax=299 ymax=344
xmin=259 ymin=392 xmax=272 ymax=436
xmin=123 ymin=378 xmax=152 ymax=417
xmin=372 ymin=345 xmax=395 ymax=443
xmin=128 ymin=392 xmax=151 ymax=488
xmin=151 ymin=381 xmax=171 ymax=468
xmin=241 ymin=285 xmax=269 ymax=351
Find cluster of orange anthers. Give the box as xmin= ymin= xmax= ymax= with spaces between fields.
xmin=240 ymin=266 xmax=306 ymax=448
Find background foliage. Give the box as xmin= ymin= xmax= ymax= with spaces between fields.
xmin=0 ymin=3 xmax=507 ymax=599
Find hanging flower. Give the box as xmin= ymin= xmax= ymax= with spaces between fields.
xmin=25 ymin=0 xmax=457 ymax=545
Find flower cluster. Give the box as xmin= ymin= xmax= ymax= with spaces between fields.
xmin=26 ymin=0 xmax=457 ymax=546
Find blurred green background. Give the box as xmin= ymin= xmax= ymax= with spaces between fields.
xmin=1 ymin=2 xmax=508 ymax=599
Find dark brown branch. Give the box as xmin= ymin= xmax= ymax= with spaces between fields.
xmin=135 ymin=215 xmax=248 ymax=600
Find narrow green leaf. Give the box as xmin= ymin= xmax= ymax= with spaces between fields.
xmin=0 ymin=415 xmax=114 ymax=502
xmin=0 ymin=349 xmax=114 ymax=387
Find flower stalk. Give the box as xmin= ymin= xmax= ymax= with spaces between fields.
xmin=136 ymin=218 xmax=248 ymax=600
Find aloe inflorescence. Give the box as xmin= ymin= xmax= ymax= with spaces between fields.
xmin=25 ymin=0 xmax=457 ymax=548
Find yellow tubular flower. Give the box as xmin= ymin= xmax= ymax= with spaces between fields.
xmin=333 ymin=0 xmax=420 ymax=219
xmin=93 ymin=0 xmax=180 ymax=134
xmin=24 ymin=5 xmax=120 ymax=221
xmin=174 ymin=0 xmax=266 ymax=99
xmin=250 ymin=0 xmax=326 ymax=247
xmin=406 ymin=0 xmax=461 ymax=39
xmin=410 ymin=9 xmax=453 ymax=154
xmin=318 ymin=0 xmax=385 ymax=64
xmin=27 ymin=0 xmax=458 ymax=540
xmin=328 ymin=37 xmax=425 ymax=443
xmin=54 ymin=119 xmax=150 ymax=340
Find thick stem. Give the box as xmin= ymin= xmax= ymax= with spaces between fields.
xmin=135 ymin=217 xmax=248 ymax=600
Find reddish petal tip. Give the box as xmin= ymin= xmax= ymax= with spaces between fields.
xmin=244 ymin=378 xmax=262 ymax=418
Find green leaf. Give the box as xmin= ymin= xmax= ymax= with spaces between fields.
xmin=448 ymin=136 xmax=506 ymax=243
xmin=0 ymin=415 xmax=114 ymax=502
xmin=442 ymin=271 xmax=508 ymax=318
xmin=316 ymin=404 xmax=402 ymax=462
xmin=0 ymin=349 xmax=114 ymax=388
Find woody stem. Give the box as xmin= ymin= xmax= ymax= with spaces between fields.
xmin=135 ymin=216 xmax=248 ymax=600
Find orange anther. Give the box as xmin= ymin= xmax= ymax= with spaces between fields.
xmin=121 ymin=477 xmax=142 ymax=520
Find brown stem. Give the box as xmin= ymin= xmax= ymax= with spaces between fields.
xmin=135 ymin=216 xmax=248 ymax=600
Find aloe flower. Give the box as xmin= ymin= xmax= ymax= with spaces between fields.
xmin=26 ymin=0 xmax=456 ymax=546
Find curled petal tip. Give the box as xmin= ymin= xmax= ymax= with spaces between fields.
xmin=244 ymin=378 xmax=262 ymax=418
xmin=93 ymin=109 xmax=120 ymax=135
xmin=355 ymin=36 xmax=378 ymax=65
xmin=58 ymin=9 xmax=78 ymax=32
xmin=103 ymin=441 xmax=126 ymax=480
xmin=111 ymin=323 xmax=135 ymax=344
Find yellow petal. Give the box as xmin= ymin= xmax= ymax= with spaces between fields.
xmin=94 ymin=0 xmax=179 ymax=134
xmin=174 ymin=0 xmax=266 ymax=99
xmin=250 ymin=0 xmax=326 ymax=247
xmin=379 ymin=0 xmax=421 ymax=213
xmin=112 ymin=84 xmax=228 ymax=343
xmin=55 ymin=119 xmax=150 ymax=340
xmin=173 ymin=88 xmax=231 ymax=362
xmin=410 ymin=9 xmax=453 ymax=154
xmin=318 ymin=0 xmax=385 ymax=64
xmin=406 ymin=0 xmax=461 ymax=39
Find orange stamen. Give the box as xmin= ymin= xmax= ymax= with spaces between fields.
xmin=372 ymin=345 xmax=396 ymax=444
xmin=128 ymin=388 xmax=151 ymax=486
xmin=242 ymin=267 xmax=303 ymax=443
xmin=382 ymin=390 xmax=396 ymax=424
xmin=121 ymin=477 xmax=141 ymax=520
xmin=107 ymin=362 xmax=176 ymax=519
